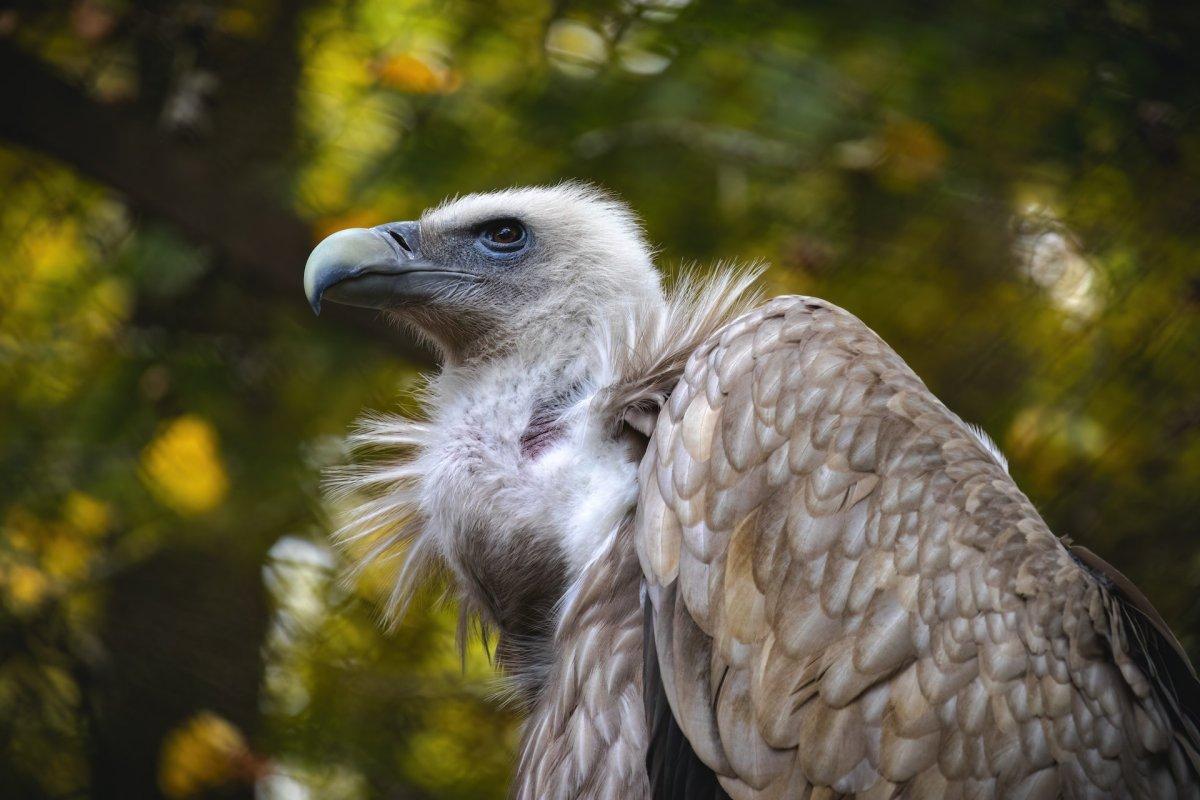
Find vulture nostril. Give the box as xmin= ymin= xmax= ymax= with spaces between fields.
xmin=387 ymin=229 xmax=413 ymax=254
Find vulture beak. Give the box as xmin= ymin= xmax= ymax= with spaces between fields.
xmin=303 ymin=221 xmax=462 ymax=315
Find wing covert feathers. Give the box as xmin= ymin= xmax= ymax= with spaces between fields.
xmin=636 ymin=295 xmax=1200 ymax=799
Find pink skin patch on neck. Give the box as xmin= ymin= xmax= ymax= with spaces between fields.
xmin=519 ymin=382 xmax=583 ymax=460
xmin=519 ymin=414 xmax=566 ymax=459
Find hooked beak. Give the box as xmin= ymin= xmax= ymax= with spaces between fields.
xmin=303 ymin=221 xmax=467 ymax=315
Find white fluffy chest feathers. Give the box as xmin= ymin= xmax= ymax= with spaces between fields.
xmin=416 ymin=373 xmax=641 ymax=575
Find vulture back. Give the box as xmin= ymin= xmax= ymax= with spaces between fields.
xmin=636 ymin=295 xmax=1200 ymax=799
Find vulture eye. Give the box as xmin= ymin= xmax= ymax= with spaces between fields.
xmin=478 ymin=220 xmax=528 ymax=253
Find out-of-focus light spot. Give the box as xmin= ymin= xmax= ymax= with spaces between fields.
xmin=617 ymin=46 xmax=671 ymax=75
xmin=1027 ymin=232 xmax=1099 ymax=316
xmin=265 ymin=663 xmax=312 ymax=717
xmin=0 ymin=10 xmax=19 ymax=36
xmin=158 ymin=712 xmax=253 ymax=799
xmin=43 ymin=534 xmax=93 ymax=581
xmin=70 ymin=0 xmax=116 ymax=42
xmin=0 ymin=501 xmax=106 ymax=612
xmin=258 ymin=771 xmax=311 ymax=800
xmin=140 ymin=415 xmax=230 ymax=515
xmin=256 ymin=762 xmax=366 ymax=800
xmin=1017 ymin=207 xmax=1104 ymax=322
xmin=545 ymin=19 xmax=608 ymax=77
xmin=161 ymin=71 xmax=219 ymax=133
xmin=2 ymin=563 xmax=50 ymax=612
xmin=261 ymin=536 xmax=336 ymax=718
xmin=269 ymin=535 xmax=337 ymax=571
xmin=79 ymin=276 xmax=130 ymax=337
xmin=1008 ymin=405 xmax=1106 ymax=464
xmin=264 ymin=537 xmax=336 ymax=629
xmin=616 ymin=25 xmax=673 ymax=76
xmin=20 ymin=219 xmax=85 ymax=286
xmin=624 ymin=0 xmax=693 ymax=22
xmin=373 ymin=53 xmax=460 ymax=94
xmin=64 ymin=492 xmax=112 ymax=539
xmin=834 ymin=137 xmax=885 ymax=170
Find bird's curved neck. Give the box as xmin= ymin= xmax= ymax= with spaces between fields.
xmin=511 ymin=519 xmax=649 ymax=799
xmin=417 ymin=328 xmax=641 ymax=706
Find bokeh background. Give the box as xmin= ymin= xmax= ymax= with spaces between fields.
xmin=1 ymin=0 xmax=1198 ymax=797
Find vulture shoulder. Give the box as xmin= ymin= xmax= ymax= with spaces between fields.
xmin=636 ymin=294 xmax=1200 ymax=799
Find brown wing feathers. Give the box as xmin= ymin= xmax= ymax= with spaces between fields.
xmin=644 ymin=596 xmax=733 ymax=799
xmin=637 ymin=295 xmax=1200 ymax=799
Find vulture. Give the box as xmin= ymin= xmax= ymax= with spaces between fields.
xmin=303 ymin=183 xmax=1200 ymax=799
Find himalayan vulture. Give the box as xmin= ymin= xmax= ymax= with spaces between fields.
xmin=303 ymin=183 xmax=1200 ymax=799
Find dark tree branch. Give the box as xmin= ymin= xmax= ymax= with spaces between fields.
xmin=0 ymin=42 xmax=434 ymax=366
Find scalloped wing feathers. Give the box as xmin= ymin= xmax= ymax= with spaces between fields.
xmin=637 ymin=295 xmax=1200 ymax=799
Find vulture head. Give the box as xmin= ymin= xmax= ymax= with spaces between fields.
xmin=304 ymin=183 xmax=665 ymax=362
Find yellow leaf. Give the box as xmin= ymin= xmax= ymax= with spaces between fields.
xmin=64 ymin=491 xmax=112 ymax=538
xmin=42 ymin=532 xmax=93 ymax=581
xmin=3 ymin=563 xmax=50 ymax=612
xmin=373 ymin=53 xmax=460 ymax=94
xmin=158 ymin=712 xmax=249 ymax=799
xmin=141 ymin=416 xmax=230 ymax=515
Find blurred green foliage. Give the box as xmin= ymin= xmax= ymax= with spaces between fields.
xmin=0 ymin=0 xmax=1198 ymax=797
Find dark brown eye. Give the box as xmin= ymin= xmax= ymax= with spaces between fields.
xmin=490 ymin=225 xmax=519 ymax=243
xmin=479 ymin=220 xmax=527 ymax=252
